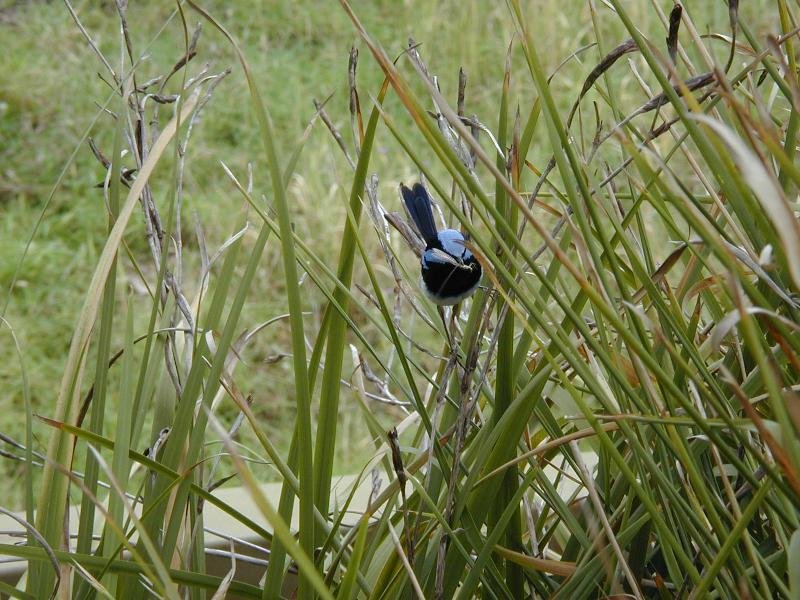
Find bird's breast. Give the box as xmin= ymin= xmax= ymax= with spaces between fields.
xmin=420 ymin=255 xmax=482 ymax=304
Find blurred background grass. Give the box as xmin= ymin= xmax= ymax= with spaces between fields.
xmin=0 ymin=0 xmax=774 ymax=508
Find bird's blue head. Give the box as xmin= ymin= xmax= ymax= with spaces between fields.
xmin=425 ymin=229 xmax=474 ymax=266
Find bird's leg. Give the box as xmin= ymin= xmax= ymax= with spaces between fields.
xmin=449 ymin=304 xmax=473 ymax=372
xmin=438 ymin=304 xmax=468 ymax=372
xmin=437 ymin=305 xmax=454 ymax=349
xmin=449 ymin=303 xmax=460 ymax=345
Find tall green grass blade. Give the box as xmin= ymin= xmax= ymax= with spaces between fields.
xmin=314 ymin=75 xmax=388 ymax=534
xmin=182 ymin=6 xmax=318 ymax=595
xmin=491 ymin=46 xmax=524 ymax=596
xmin=102 ymin=294 xmax=136 ymax=596
xmin=75 ymin=64 xmax=128 ymax=584
xmin=336 ymin=514 xmax=369 ymax=600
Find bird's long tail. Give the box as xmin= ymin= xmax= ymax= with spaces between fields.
xmin=400 ymin=183 xmax=439 ymax=246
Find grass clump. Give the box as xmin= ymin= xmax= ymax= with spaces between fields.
xmin=2 ymin=1 xmax=800 ymax=598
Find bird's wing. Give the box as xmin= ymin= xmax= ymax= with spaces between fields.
xmin=424 ymin=247 xmax=470 ymax=269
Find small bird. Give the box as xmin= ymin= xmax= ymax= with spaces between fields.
xmin=400 ymin=182 xmax=482 ymax=306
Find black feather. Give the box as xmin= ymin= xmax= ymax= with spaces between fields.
xmin=400 ymin=183 xmax=439 ymax=246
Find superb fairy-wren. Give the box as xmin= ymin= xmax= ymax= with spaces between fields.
xmin=400 ymin=182 xmax=482 ymax=305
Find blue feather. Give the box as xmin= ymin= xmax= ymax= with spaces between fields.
xmin=400 ymin=183 xmax=439 ymax=246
